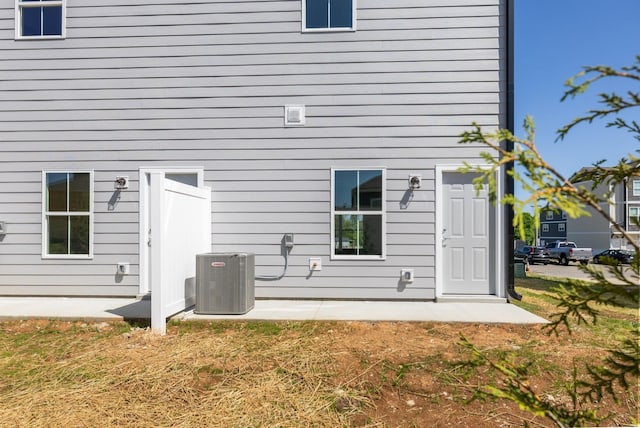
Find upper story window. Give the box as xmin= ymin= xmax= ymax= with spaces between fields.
xmin=332 ymin=168 xmax=385 ymax=259
xmin=42 ymin=172 xmax=93 ymax=258
xmin=633 ymin=179 xmax=640 ymax=196
xmin=545 ymin=211 xmax=554 ymax=220
xmin=542 ymin=224 xmax=549 ymax=233
xmin=16 ymin=0 xmax=65 ymax=39
xmin=558 ymin=223 xmax=565 ymax=232
xmin=303 ymin=0 xmax=356 ymax=31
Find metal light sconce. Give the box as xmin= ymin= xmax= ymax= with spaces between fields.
xmin=408 ymin=175 xmax=422 ymax=190
xmin=114 ymin=176 xmax=129 ymax=190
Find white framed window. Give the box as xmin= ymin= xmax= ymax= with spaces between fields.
xmin=331 ymin=168 xmax=385 ymax=259
xmin=303 ymin=0 xmax=356 ymax=32
xmin=558 ymin=223 xmax=565 ymax=232
xmin=542 ymin=224 xmax=549 ymax=233
xmin=545 ymin=211 xmax=554 ymax=220
xmin=630 ymin=207 xmax=640 ymax=223
xmin=633 ymin=179 xmax=640 ymax=197
xmin=42 ymin=171 xmax=93 ymax=258
xmin=15 ymin=0 xmax=65 ymax=39
xmin=561 ymin=211 xmax=567 ymax=220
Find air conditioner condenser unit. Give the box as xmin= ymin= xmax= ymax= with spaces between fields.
xmin=195 ymin=252 xmax=255 ymax=315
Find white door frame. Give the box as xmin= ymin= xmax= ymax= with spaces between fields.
xmin=138 ymin=167 xmax=205 ymax=295
xmin=435 ymin=164 xmax=504 ymax=299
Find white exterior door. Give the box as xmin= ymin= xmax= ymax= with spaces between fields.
xmin=441 ymin=172 xmax=493 ymax=295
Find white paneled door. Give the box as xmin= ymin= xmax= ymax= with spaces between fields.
xmin=441 ymin=172 xmax=494 ymax=295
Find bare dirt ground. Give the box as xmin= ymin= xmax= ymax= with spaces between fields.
xmin=0 ymin=313 xmax=636 ymax=427
xmin=0 ymin=272 xmax=638 ymax=427
xmin=323 ymin=321 xmax=637 ymax=427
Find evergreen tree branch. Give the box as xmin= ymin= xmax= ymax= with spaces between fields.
xmin=456 ymin=54 xmax=640 ymax=426
xmin=558 ymin=55 xmax=640 ymax=141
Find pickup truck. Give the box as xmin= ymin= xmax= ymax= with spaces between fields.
xmin=545 ymin=241 xmax=592 ymax=266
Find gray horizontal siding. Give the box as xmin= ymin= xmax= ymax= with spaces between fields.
xmin=0 ymin=72 xmax=499 ymax=92
xmin=0 ymin=138 xmax=475 ymax=153
xmin=0 ymin=49 xmax=500 ymax=70
xmin=2 ymin=115 xmax=498 ymax=133
xmin=2 ymin=39 xmax=500 ymax=61
xmin=0 ymin=128 xmax=498 ymax=143
xmin=1 ymin=93 xmax=500 ymax=113
xmin=0 ymin=30 xmax=501 ymax=55
xmin=0 ymin=147 xmax=494 ymax=162
xmin=0 ymin=0 xmax=506 ymax=298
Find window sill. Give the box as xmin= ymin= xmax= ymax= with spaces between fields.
xmin=302 ymin=27 xmax=356 ymax=33
xmin=15 ymin=35 xmax=65 ymax=41
xmin=42 ymin=255 xmax=93 ymax=260
xmin=331 ymin=255 xmax=386 ymax=261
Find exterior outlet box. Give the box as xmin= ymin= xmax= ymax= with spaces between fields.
xmin=283 ymin=233 xmax=294 ymax=248
xmin=400 ymin=268 xmax=414 ymax=283
xmin=0 ymin=221 xmax=6 ymax=234
xmin=309 ymin=257 xmax=322 ymax=271
xmin=117 ymin=263 xmax=130 ymax=275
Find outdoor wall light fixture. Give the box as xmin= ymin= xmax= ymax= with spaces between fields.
xmin=408 ymin=175 xmax=422 ymax=190
xmin=114 ymin=176 xmax=129 ymax=190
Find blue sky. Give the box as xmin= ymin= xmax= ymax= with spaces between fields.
xmin=514 ymin=0 xmax=639 ymax=192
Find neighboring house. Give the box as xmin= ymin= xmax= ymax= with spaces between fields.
xmin=0 ymin=0 xmax=515 ymax=302
xmin=539 ymin=209 xmax=567 ymax=246
xmin=567 ymin=170 xmax=640 ymax=254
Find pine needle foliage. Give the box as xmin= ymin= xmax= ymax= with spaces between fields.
xmin=457 ymin=56 xmax=640 ymax=427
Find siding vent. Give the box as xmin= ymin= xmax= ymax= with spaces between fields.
xmin=284 ymin=105 xmax=306 ymax=126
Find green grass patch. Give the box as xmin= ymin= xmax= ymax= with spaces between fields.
xmin=514 ymin=275 xmax=638 ymax=349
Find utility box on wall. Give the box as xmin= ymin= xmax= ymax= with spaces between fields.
xmin=195 ymin=253 xmax=255 ymax=315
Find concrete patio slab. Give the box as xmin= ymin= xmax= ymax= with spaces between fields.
xmin=0 ymin=297 xmax=548 ymax=324
xmin=0 ymin=297 xmax=151 ymax=321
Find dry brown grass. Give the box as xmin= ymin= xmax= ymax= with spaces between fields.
xmin=0 ymin=278 xmax=637 ymax=427
xmin=0 ymin=321 xmax=357 ymax=427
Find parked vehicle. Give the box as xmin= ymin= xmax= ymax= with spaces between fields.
xmin=514 ymin=246 xmax=550 ymax=265
xmin=545 ymin=241 xmax=592 ymax=266
xmin=592 ymin=249 xmax=635 ymax=265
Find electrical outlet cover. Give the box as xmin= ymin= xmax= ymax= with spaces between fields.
xmin=400 ymin=268 xmax=414 ymax=283
xmin=117 ymin=263 xmax=130 ymax=275
xmin=309 ymin=257 xmax=322 ymax=271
